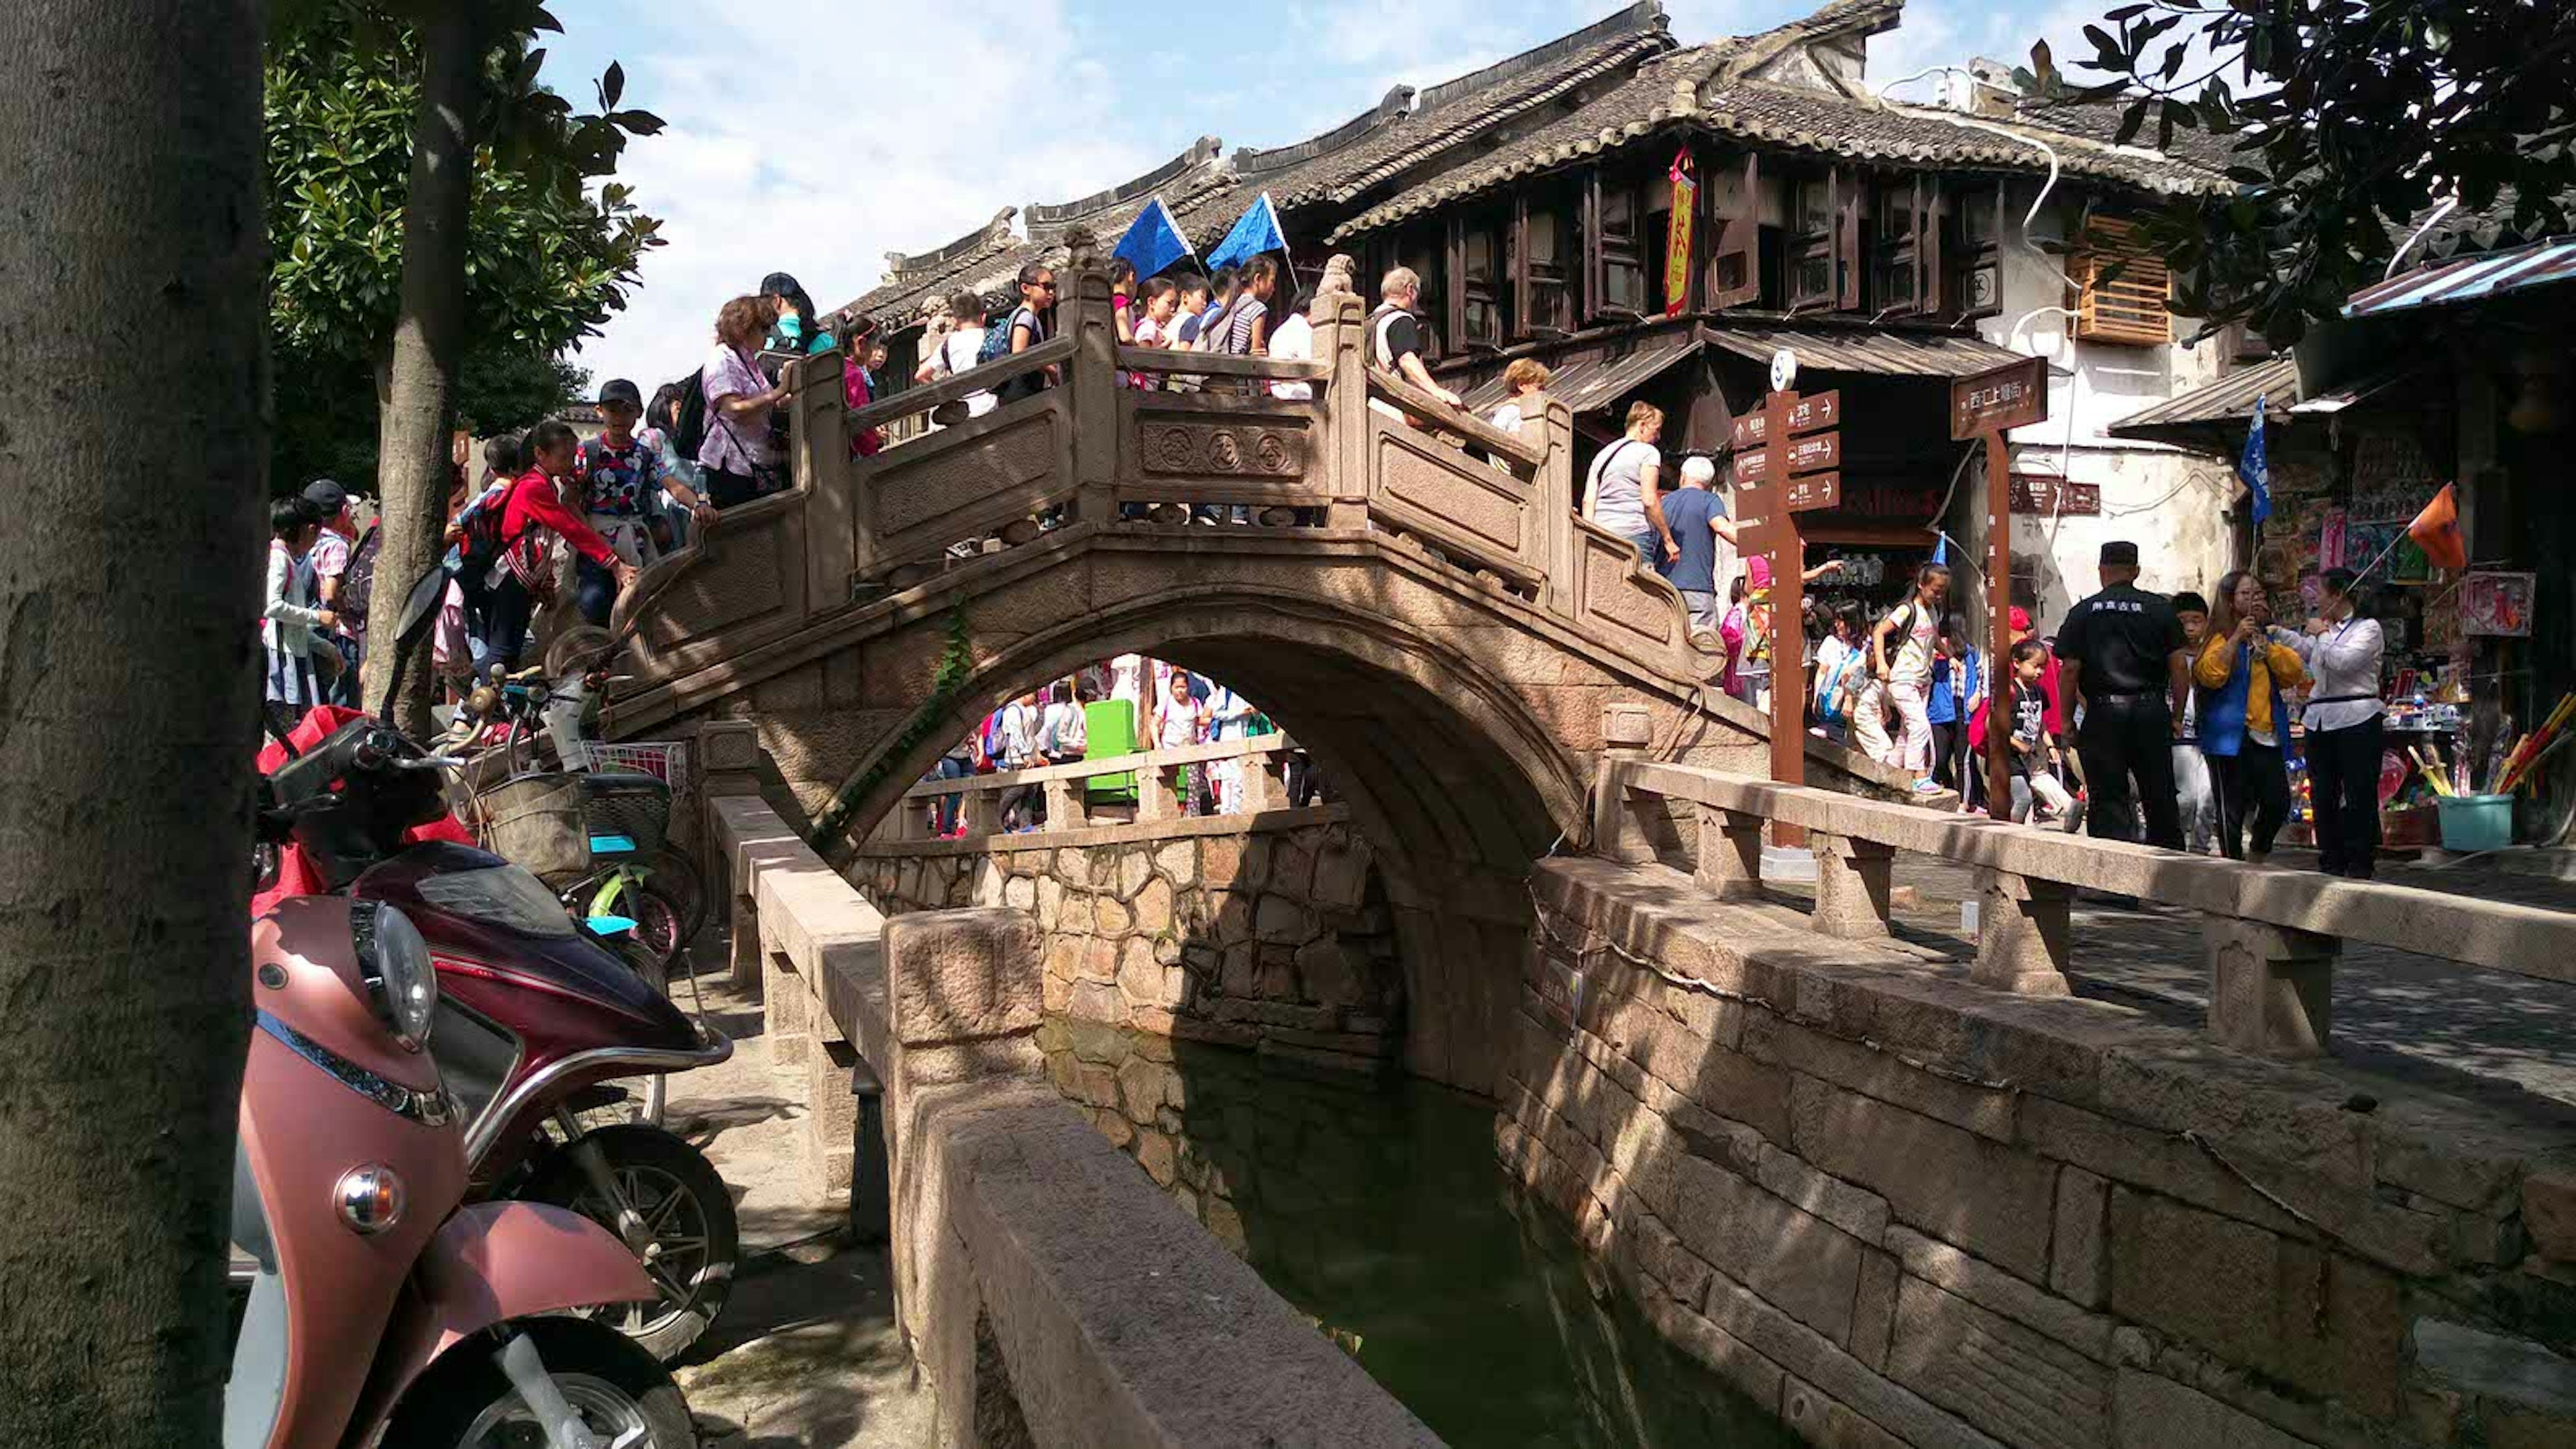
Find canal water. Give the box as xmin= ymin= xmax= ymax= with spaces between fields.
xmin=1039 ymin=1016 xmax=1798 ymax=1448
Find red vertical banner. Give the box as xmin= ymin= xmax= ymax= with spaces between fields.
xmin=1665 ymin=150 xmax=1696 ymax=320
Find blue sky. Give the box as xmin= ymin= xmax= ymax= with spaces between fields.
xmin=543 ymin=0 xmax=2102 ymax=389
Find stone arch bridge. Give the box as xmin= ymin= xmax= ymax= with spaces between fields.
xmin=607 ymin=265 xmax=1912 ymax=1090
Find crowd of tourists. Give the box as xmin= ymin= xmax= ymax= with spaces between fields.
xmin=920 ymin=655 xmax=1318 ymax=837
xmin=256 ymin=256 xmax=2389 ymax=881
xmin=1704 ymin=535 xmax=2389 ymax=880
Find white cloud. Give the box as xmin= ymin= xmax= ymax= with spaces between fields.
xmin=551 ymin=0 xmax=1157 ymax=390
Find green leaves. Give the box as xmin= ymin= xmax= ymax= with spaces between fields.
xmin=265 ymin=3 xmax=665 ymax=478
xmin=2070 ymin=0 xmax=2576 ymax=343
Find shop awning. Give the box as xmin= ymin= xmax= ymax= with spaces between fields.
xmin=1699 ymin=323 xmax=2031 ymax=378
xmin=2108 ymin=356 xmax=2298 ymax=437
xmin=2345 ymin=235 xmax=2576 ymax=317
xmin=1458 ymin=331 xmax=1703 ymax=415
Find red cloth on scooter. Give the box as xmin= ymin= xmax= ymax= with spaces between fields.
xmin=254 ymin=706 xmax=476 ymax=917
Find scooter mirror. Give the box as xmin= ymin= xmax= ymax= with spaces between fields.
xmin=392 ymin=565 xmax=450 ymax=647
xmin=373 ymin=564 xmax=458 ymax=724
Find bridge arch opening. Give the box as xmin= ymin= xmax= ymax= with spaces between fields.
xmin=826 ymin=582 xmax=1590 ymax=1092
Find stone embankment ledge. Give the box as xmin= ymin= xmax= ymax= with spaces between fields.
xmin=1601 ymin=760 xmax=2576 ymax=1054
xmin=1513 ymin=855 xmax=2576 ymax=1449
xmin=711 ymin=790 xmax=1436 ymax=1446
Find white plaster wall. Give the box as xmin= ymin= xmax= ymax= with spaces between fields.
xmin=1976 ymin=186 xmax=2237 ymax=624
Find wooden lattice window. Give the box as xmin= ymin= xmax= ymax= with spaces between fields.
xmin=2074 ymin=218 xmax=2173 ymax=346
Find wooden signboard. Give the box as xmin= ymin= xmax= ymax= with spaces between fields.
xmin=1739 ymin=363 xmax=1845 ymax=845
xmin=2009 ymin=476 xmax=2101 ymax=515
xmin=1949 ymin=355 xmax=2047 ymax=441
xmin=1784 ymin=471 xmax=1841 ymax=513
xmin=1782 ymin=431 xmax=1840 ymax=475
xmin=1729 ymin=390 xmax=1839 ymax=448
xmin=1949 ymin=354 xmax=2050 ymax=812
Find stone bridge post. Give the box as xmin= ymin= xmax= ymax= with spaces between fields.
xmin=789 ymin=347 xmax=856 ymax=604
xmin=1065 ymin=264 xmax=1118 ymax=527
xmin=1317 ymin=290 xmax=1370 ymax=529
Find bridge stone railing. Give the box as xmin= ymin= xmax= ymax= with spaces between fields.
xmin=708 ymin=790 xmax=1438 ymax=1447
xmin=873 ymin=733 xmax=1303 ymax=843
xmin=612 ymin=264 xmax=1721 ymax=696
xmin=1595 ymin=758 xmax=2576 ymax=1055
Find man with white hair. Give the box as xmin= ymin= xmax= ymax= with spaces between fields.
xmin=1660 ymin=451 xmax=1741 ymax=634
xmin=1366 ymin=268 xmax=1460 ymax=419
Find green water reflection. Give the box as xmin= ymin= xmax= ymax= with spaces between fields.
xmin=1039 ymin=1016 xmax=1796 ymax=1448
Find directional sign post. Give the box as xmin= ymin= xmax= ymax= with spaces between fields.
xmin=1951 ymin=354 xmax=2049 ymax=816
xmin=1733 ymin=363 xmax=1841 ymax=844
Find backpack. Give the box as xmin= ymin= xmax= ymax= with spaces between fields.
xmin=339 ymin=525 xmax=380 ymax=630
xmin=453 ymin=479 xmax=511 ymax=576
xmin=672 ymin=368 xmax=710 ymax=460
xmin=975 ymin=310 xmax=1020 ymax=367
xmin=1817 ymin=647 xmax=1860 ymax=727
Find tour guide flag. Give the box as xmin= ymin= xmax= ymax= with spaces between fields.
xmin=1205 ymin=192 xmax=1288 ymax=273
xmin=2408 ymin=482 xmax=2468 ymax=572
xmin=1112 ymin=197 xmax=1193 ymax=281
xmin=2239 ymin=395 xmax=2273 ymax=527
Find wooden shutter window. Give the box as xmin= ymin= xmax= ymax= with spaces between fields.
xmin=1707 ymin=152 xmax=1760 ymax=309
xmin=2074 ymin=218 xmax=2173 ymax=346
xmin=1835 ymin=168 xmax=1864 ymax=311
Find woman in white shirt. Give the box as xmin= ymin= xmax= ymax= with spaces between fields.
xmin=2285 ymin=567 xmax=2387 ymax=879
xmin=1267 ymin=289 xmax=1316 ymax=402
xmin=916 ymin=288 xmax=996 ymax=419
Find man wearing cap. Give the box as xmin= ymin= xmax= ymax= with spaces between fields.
xmin=2053 ymin=540 xmax=2192 ymax=851
xmin=303 ymin=478 xmax=368 ymax=705
xmin=575 ymin=379 xmax=714 ymax=626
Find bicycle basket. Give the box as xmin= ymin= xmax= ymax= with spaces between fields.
xmin=580 ymin=771 xmax=671 ymax=858
xmin=472 ymin=773 xmax=592 ymax=879
xmin=586 ymin=741 xmax=683 ymax=784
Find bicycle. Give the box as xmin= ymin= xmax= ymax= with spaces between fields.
xmin=451 ymin=661 xmax=710 ymax=979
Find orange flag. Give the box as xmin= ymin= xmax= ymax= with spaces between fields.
xmin=2408 ymin=483 xmax=2467 ymax=573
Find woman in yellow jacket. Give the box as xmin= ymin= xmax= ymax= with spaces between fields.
xmin=2194 ymin=570 xmax=2308 ymax=862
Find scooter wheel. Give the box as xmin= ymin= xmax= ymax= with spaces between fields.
xmin=376 ymin=1318 xmax=694 ymax=1448
xmin=519 ymin=1124 xmax=739 ymax=1364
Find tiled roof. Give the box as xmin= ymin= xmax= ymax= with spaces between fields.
xmin=833 ymin=142 xmax=1237 ymax=329
xmin=1332 ymin=54 xmax=2231 ymax=241
xmin=2108 ymin=356 xmax=2296 ymax=437
xmin=1174 ymin=0 xmax=1677 ymax=238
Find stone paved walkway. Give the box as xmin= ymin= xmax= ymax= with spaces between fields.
xmin=651 ymin=943 xmax=932 ymax=1449
xmin=1770 ymin=840 xmax=2576 ymax=1111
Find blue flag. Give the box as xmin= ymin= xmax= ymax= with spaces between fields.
xmin=1205 ymin=192 xmax=1287 ymax=272
xmin=1112 ymin=197 xmax=1193 ymax=281
xmin=2239 ymin=395 xmax=2272 ymax=527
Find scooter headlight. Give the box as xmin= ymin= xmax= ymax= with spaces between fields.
xmin=352 ymin=902 xmax=436 ymax=1048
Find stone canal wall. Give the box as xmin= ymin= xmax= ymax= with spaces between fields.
xmin=712 ymin=794 xmax=1438 ymax=1447
xmin=848 ymin=808 xmax=1405 ymax=1072
xmin=1509 ymin=857 xmax=2576 ymax=1449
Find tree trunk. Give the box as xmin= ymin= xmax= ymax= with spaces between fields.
xmin=0 ymin=4 xmax=266 ymax=1444
xmin=364 ymin=6 xmax=482 ymax=734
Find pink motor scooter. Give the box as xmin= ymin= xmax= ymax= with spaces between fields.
xmin=225 ymin=884 xmax=696 ymax=1448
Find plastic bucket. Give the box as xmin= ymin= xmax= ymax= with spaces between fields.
xmin=2435 ymin=794 xmax=2514 ymax=854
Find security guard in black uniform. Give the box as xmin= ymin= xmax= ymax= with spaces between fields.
xmin=2053 ymin=540 xmax=2191 ymax=850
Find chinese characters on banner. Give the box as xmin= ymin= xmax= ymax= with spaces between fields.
xmin=1666 ymin=151 xmax=1695 ymax=320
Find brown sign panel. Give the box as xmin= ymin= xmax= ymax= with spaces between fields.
xmin=1729 ymin=390 xmax=1839 ymax=448
xmin=1735 ymin=445 xmax=1770 ymax=485
xmin=1949 ymin=355 xmax=2049 ymax=440
xmin=1783 ymin=431 xmax=1840 ymax=475
xmin=2010 ymin=475 xmax=2101 ymax=515
xmin=1784 ymin=471 xmax=1841 ymax=514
